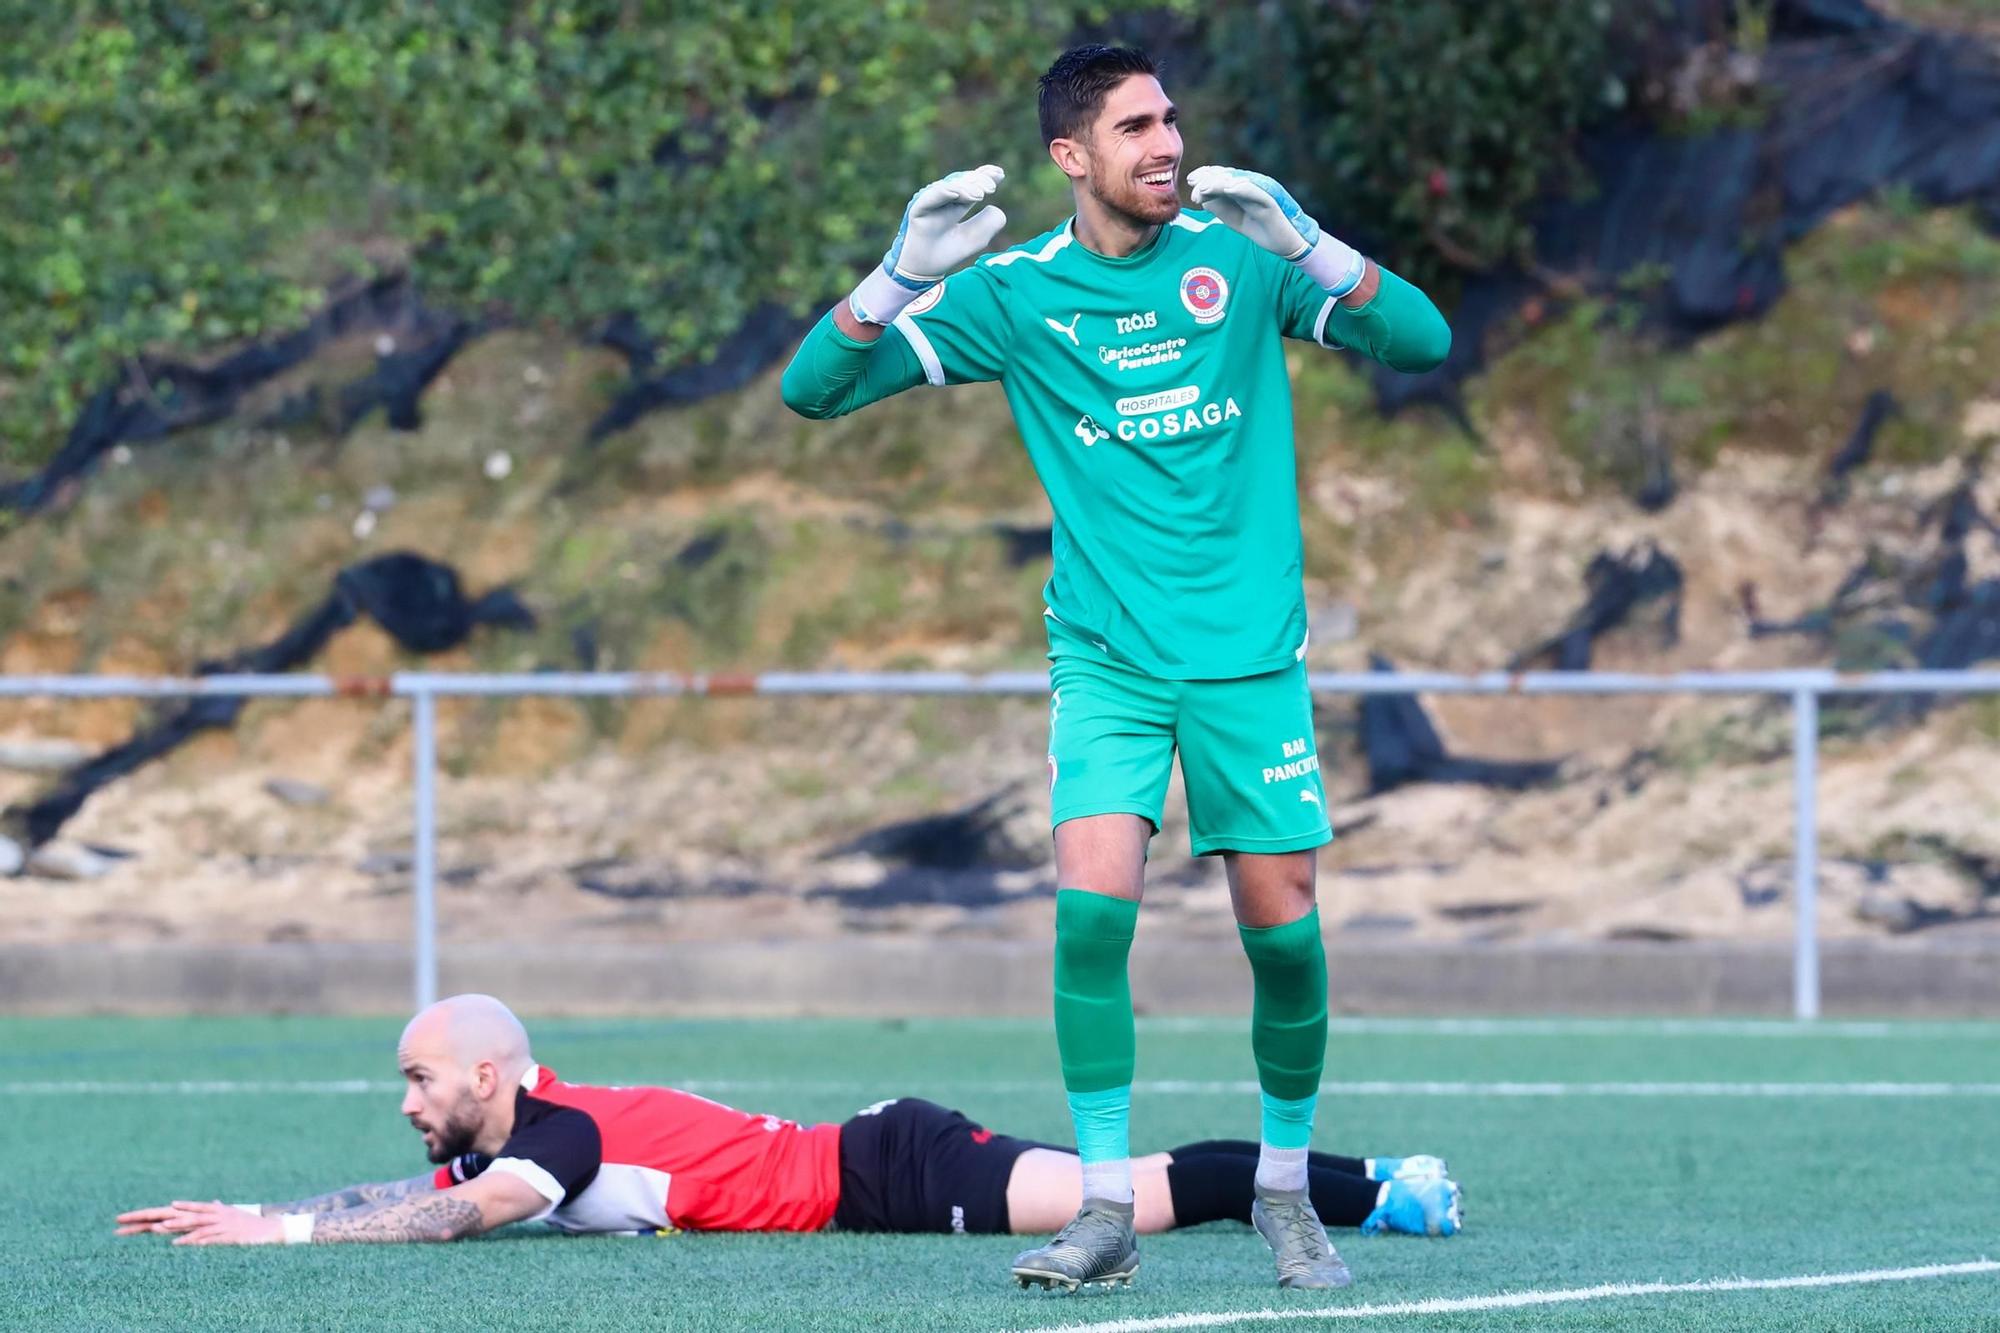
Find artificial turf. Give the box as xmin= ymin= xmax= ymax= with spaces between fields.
xmin=2 ymin=1015 xmax=1995 ymax=1330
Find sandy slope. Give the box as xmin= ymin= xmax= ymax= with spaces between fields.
xmin=5 ymin=450 xmax=1997 ymax=950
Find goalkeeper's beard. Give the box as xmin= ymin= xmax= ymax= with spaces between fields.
xmin=1085 ymin=161 xmax=1181 ymax=228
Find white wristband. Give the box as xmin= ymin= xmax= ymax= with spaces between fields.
xmin=1295 ymin=234 xmax=1368 ymax=300
xmin=231 ymin=1203 xmax=263 ymax=1217
xmin=281 ymin=1212 xmax=315 ymax=1245
xmin=848 ymin=266 xmax=931 ymax=327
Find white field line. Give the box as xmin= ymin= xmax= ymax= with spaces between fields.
xmin=1020 ymin=1259 xmax=2000 ymax=1333
xmin=6 ymin=1078 xmax=2000 ymax=1098
xmin=0 ymin=1079 xmax=402 ymax=1095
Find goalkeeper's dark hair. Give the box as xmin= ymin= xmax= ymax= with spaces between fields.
xmin=1038 ymin=45 xmax=1158 ymax=146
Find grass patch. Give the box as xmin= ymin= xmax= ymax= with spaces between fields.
xmin=1475 ymin=204 xmax=2000 ymax=497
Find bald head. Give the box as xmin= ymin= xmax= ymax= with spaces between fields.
xmin=400 ymin=993 xmax=533 ymax=1083
xmin=396 ymin=994 xmax=534 ymax=1162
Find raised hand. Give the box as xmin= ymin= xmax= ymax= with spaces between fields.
xmin=849 ymin=165 xmax=1008 ymax=325
xmin=1187 ymin=165 xmax=1367 ymax=299
xmin=1186 ymin=166 xmax=1321 ymax=261
xmin=882 ymin=164 xmax=1009 ymax=286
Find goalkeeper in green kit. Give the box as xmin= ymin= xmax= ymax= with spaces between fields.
xmin=781 ymin=45 xmax=1452 ymax=1293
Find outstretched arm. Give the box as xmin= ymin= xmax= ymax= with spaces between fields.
xmin=116 ymin=1172 xmax=549 ymax=1245
xmin=294 ymin=1173 xmax=543 ymax=1243
xmin=115 ymin=1172 xmax=434 ymax=1235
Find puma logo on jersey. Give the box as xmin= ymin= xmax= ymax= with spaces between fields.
xmin=1073 ymin=414 xmax=1111 ymax=447
xmin=1045 ymin=313 xmax=1083 ymax=346
xmin=1299 ymin=789 xmax=1323 ymax=809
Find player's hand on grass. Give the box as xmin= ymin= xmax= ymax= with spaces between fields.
xmin=113 ymin=1202 xmax=222 ymax=1236
xmin=114 ymin=1202 xmax=187 ymax=1236
xmin=1187 ymin=165 xmax=1368 ymax=298
xmin=159 ymin=1199 xmax=285 ymax=1245
xmin=115 ymin=1200 xmax=281 ymax=1244
xmin=848 ymin=165 xmax=1007 ymax=326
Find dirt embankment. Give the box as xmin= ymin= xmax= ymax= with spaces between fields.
xmin=4 ymin=446 xmax=1997 ymax=952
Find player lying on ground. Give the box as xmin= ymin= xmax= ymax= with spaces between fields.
xmin=781 ymin=42 xmax=1451 ymax=1294
xmin=115 ymin=994 xmax=1461 ymax=1252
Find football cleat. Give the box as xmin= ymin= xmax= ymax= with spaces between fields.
xmin=1252 ymin=1188 xmax=1353 ymax=1290
xmin=1361 ymin=1174 xmax=1463 ymax=1237
xmin=1011 ymin=1198 xmax=1139 ymax=1292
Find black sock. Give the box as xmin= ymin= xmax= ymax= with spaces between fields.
xmin=1166 ymin=1139 xmax=1370 ymax=1180
xmin=1164 ymin=1153 xmax=1382 ymax=1229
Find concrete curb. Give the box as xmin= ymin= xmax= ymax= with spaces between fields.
xmin=2 ymin=939 xmax=1997 ymax=1016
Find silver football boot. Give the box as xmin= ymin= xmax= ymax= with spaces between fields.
xmin=1010 ymin=1197 xmax=1139 ymax=1292
xmin=1252 ymin=1188 xmax=1353 ymax=1290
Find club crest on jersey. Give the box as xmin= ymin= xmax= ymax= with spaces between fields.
xmin=904 ymin=284 xmax=945 ymax=317
xmin=1180 ymin=266 xmax=1229 ymax=325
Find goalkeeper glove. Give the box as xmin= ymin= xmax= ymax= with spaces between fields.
xmin=848 ymin=165 xmax=1008 ymax=326
xmin=1186 ymin=165 xmax=1367 ymax=298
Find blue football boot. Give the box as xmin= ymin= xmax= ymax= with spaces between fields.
xmin=1361 ymin=1174 xmax=1463 ymax=1237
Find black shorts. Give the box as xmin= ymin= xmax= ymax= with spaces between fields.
xmin=831 ymin=1098 xmax=1050 ymax=1235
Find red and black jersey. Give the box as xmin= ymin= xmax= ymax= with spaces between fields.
xmin=434 ymin=1065 xmax=843 ymax=1233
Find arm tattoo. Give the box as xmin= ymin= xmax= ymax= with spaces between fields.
xmin=264 ymin=1175 xmax=434 ymax=1216
xmin=312 ymin=1193 xmax=487 ymax=1243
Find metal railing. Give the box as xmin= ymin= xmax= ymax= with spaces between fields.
xmin=7 ymin=666 xmax=1999 ymax=1019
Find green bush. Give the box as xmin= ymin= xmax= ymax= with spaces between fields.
xmin=0 ymin=1 xmax=1154 ymax=465
xmin=1207 ymin=0 xmax=1634 ymax=297
xmin=2 ymin=0 xmax=1658 ymax=468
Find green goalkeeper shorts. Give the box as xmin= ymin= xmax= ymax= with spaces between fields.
xmin=1044 ymin=615 xmax=1333 ymax=857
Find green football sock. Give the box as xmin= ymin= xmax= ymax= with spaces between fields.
xmin=1053 ymin=888 xmax=1140 ymax=1096
xmin=1239 ymin=907 xmax=1328 ymax=1129
xmin=1054 ymin=888 xmax=1140 ymax=1201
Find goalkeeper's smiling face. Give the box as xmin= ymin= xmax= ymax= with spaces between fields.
xmin=1061 ymin=74 xmax=1183 ymax=227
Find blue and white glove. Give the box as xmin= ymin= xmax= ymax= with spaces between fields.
xmin=848 ymin=165 xmax=1008 ymax=326
xmin=1186 ymin=165 xmax=1367 ymax=299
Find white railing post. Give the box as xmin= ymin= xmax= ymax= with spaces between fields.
xmin=1792 ymin=687 xmax=1821 ymax=1021
xmin=411 ymin=688 xmax=439 ymax=1011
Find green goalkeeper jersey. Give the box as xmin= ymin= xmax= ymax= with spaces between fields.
xmin=782 ymin=211 xmax=1449 ymax=680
